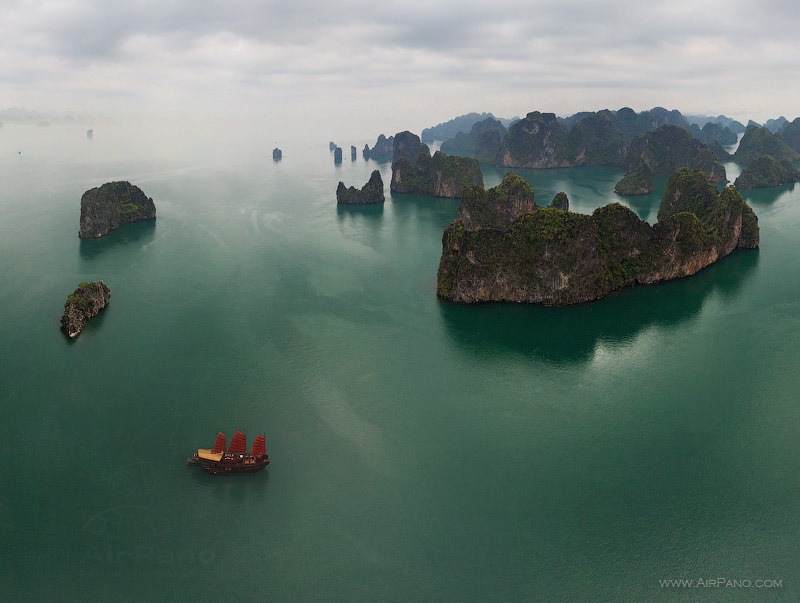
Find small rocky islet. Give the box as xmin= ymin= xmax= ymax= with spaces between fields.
xmin=337 ymin=171 xmax=385 ymax=204
xmin=734 ymin=155 xmax=800 ymax=189
xmin=61 ymin=281 xmax=111 ymax=338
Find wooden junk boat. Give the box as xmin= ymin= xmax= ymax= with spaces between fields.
xmin=187 ymin=430 xmax=270 ymax=475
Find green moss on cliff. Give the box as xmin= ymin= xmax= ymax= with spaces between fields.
xmin=615 ymin=163 xmax=653 ymax=195
xmin=438 ymin=168 xmax=760 ymax=305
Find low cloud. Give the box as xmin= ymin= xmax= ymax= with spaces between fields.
xmin=1 ymin=0 xmax=798 ymax=134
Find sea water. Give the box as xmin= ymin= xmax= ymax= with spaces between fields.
xmin=1 ymin=124 xmax=798 ymax=601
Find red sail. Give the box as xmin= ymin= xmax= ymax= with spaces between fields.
xmin=251 ymin=434 xmax=266 ymax=456
xmin=228 ymin=430 xmax=247 ymax=454
xmin=212 ymin=432 xmax=226 ymax=453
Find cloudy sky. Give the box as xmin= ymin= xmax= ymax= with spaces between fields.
xmin=1 ymin=0 xmax=798 ymax=139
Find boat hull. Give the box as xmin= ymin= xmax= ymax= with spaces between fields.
xmin=187 ymin=452 xmax=270 ymax=475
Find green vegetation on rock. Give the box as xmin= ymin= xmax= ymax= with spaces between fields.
xmin=615 ymin=125 xmax=725 ymax=195
xmin=778 ymin=118 xmax=800 ymax=152
xmin=614 ymin=163 xmax=653 ymax=196
xmin=456 ymin=173 xmax=536 ymax=229
xmin=500 ymin=112 xmax=571 ymax=168
xmin=565 ymin=110 xmax=626 ymax=167
xmin=79 ymin=181 xmax=156 ymax=239
xmin=550 ymin=192 xmax=569 ymax=211
xmin=390 ymin=131 xmax=483 ymax=198
xmin=437 ymin=168 xmax=759 ymax=305
xmin=61 ymin=281 xmax=111 ymax=338
xmin=734 ymin=155 xmax=800 ymax=189
xmin=734 ymin=125 xmax=800 ymax=165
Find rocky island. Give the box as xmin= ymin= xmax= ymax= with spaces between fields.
xmin=440 ymin=117 xmax=508 ymax=162
xmin=79 ymin=181 xmax=157 ymax=238
xmin=437 ymin=169 xmax=759 ymax=305
xmin=430 ymin=107 xmax=736 ymax=187
xmin=734 ymin=155 xmax=800 ymax=189
xmin=390 ymin=131 xmax=483 ymax=198
xmin=336 ymin=170 xmax=385 ymax=204
xmin=733 ymin=125 xmax=800 ymax=165
xmin=615 ymin=125 xmax=726 ymax=195
xmin=272 ymin=147 xmax=282 ymax=161
xmin=61 ymin=281 xmax=111 ymax=338
xmin=363 ymin=134 xmax=394 ymax=161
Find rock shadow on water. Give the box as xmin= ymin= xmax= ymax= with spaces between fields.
xmin=336 ymin=202 xmax=384 ymax=223
xmin=79 ymin=219 xmax=157 ymax=260
xmin=62 ymin=300 xmax=111 ymax=345
xmin=439 ymin=249 xmax=759 ymax=366
xmin=740 ymin=181 xmax=797 ymax=205
xmin=388 ymin=191 xmax=461 ymax=230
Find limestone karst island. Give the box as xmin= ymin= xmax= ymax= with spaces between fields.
xmin=79 ymin=181 xmax=157 ymax=238
xmin=347 ymin=105 xmax=800 ymax=306
xmin=61 ymin=281 xmax=111 ymax=338
xmin=336 ymin=170 xmax=385 ymax=204
xmin=436 ymin=169 xmax=759 ymax=305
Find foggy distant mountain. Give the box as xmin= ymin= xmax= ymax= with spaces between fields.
xmin=0 ymin=107 xmax=90 ymax=124
xmin=684 ymin=113 xmax=746 ymax=134
xmin=764 ymin=116 xmax=789 ymax=133
xmin=421 ymin=112 xmax=517 ymax=144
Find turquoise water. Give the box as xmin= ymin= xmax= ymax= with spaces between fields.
xmin=1 ymin=125 xmax=799 ymax=601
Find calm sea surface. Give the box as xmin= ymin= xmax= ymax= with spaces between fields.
xmin=1 ymin=125 xmax=798 ymax=602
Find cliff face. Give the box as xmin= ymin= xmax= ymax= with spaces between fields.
xmin=615 ymin=125 xmax=726 ymax=195
xmin=455 ymin=173 xmax=536 ymax=229
xmin=566 ymin=110 xmax=627 ymax=167
xmin=550 ymin=192 xmax=569 ymax=211
xmin=437 ymin=169 xmax=759 ymax=305
xmin=61 ymin=281 xmax=111 ymax=338
xmin=734 ymin=155 xmax=800 ymax=189
xmin=498 ymin=112 xmax=572 ymax=168
xmin=390 ymin=131 xmax=483 ymax=198
xmin=778 ymin=118 xmax=800 ymax=152
xmin=441 ymin=117 xmax=507 ymax=160
xmin=336 ymin=170 xmax=385 ymax=204
xmin=79 ymin=181 xmax=156 ymax=238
